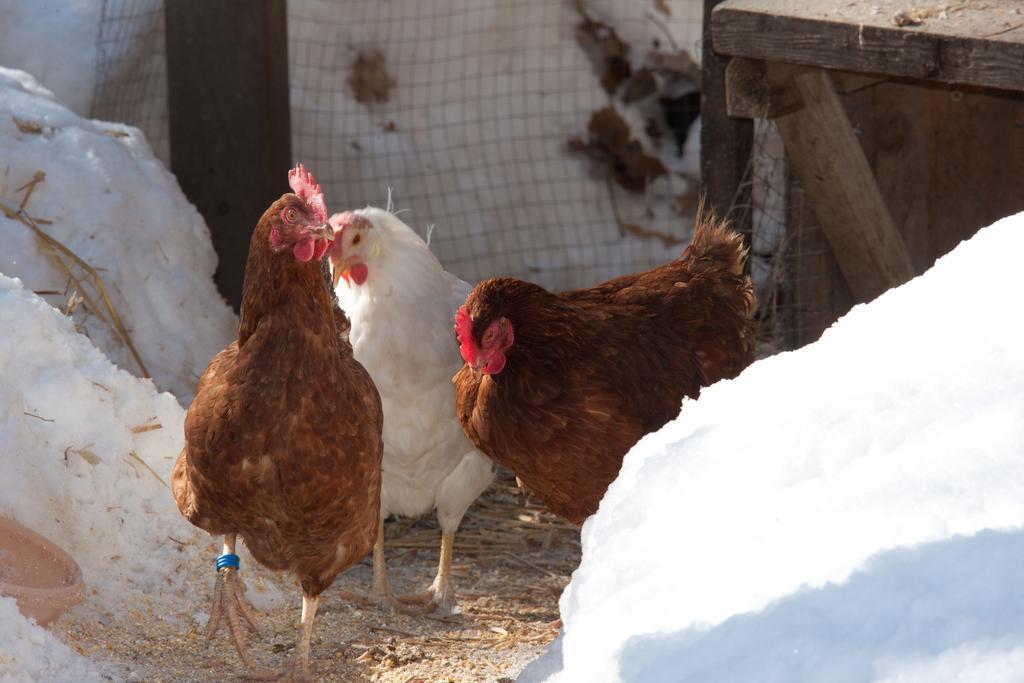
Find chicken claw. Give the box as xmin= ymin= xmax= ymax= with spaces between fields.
xmin=397 ymin=531 xmax=458 ymax=613
xmin=339 ymin=574 xmax=434 ymax=616
xmin=206 ymin=535 xmax=261 ymax=667
xmin=396 ymin=583 xmax=454 ymax=613
xmin=339 ymin=520 xmax=434 ymax=616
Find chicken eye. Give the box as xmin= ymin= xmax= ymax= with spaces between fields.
xmin=484 ymin=328 xmax=496 ymax=343
xmin=352 ymin=234 xmax=362 ymax=246
xmin=284 ymin=207 xmax=299 ymax=223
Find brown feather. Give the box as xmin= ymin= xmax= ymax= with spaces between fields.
xmin=454 ymin=206 xmax=755 ymax=524
xmin=173 ymin=194 xmax=382 ymax=597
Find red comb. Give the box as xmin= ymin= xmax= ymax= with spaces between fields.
xmin=455 ymin=307 xmax=478 ymax=365
xmin=288 ymin=163 xmax=327 ymax=223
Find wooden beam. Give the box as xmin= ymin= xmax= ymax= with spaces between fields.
xmin=701 ymin=0 xmax=754 ymax=233
xmin=712 ymin=0 xmax=1024 ymax=94
xmin=165 ymin=0 xmax=291 ymax=311
xmin=726 ymin=58 xmax=887 ymax=120
xmin=725 ymin=58 xmax=801 ymax=119
xmin=771 ymin=67 xmax=915 ymax=302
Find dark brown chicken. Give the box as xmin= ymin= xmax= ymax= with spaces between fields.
xmin=172 ymin=165 xmax=382 ymax=680
xmin=453 ymin=205 xmax=755 ymax=524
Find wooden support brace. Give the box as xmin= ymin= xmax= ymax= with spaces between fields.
xmin=771 ymin=66 xmax=915 ymax=302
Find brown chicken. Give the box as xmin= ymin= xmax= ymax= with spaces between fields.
xmin=453 ymin=205 xmax=755 ymax=524
xmin=172 ymin=165 xmax=383 ymax=680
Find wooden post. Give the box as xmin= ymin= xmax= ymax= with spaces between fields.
xmin=701 ymin=0 xmax=754 ymax=234
xmin=165 ymin=0 xmax=291 ymax=311
xmin=771 ymin=67 xmax=915 ymax=303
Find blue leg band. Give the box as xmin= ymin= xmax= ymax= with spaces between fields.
xmin=216 ymin=553 xmax=241 ymax=572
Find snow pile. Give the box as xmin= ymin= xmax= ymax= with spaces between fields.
xmin=0 ymin=275 xmax=203 ymax=671
xmin=0 ymin=597 xmax=101 ymax=683
xmin=522 ymin=211 xmax=1024 ymax=682
xmin=0 ymin=67 xmax=235 ymax=403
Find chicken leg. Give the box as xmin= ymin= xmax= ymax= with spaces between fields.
xmin=399 ymin=530 xmax=457 ymax=611
xmin=240 ymin=592 xmax=323 ymax=682
xmin=206 ymin=534 xmax=261 ymax=667
xmin=230 ymin=594 xmax=324 ymax=683
xmin=340 ymin=518 xmax=432 ymax=615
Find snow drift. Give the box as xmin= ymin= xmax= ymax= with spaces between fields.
xmin=0 ymin=275 xmax=204 ymax=678
xmin=0 ymin=596 xmax=101 ymax=683
xmin=0 ymin=67 xmax=235 ymax=403
xmin=522 ymin=211 xmax=1024 ymax=682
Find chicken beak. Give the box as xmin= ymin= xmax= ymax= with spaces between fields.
xmin=309 ymin=222 xmax=334 ymax=241
xmin=471 ymin=362 xmax=484 ymax=382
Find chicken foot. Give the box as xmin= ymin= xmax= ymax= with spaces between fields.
xmin=340 ymin=518 xmax=433 ymax=615
xmin=237 ymin=594 xmax=320 ymax=683
xmin=206 ymin=534 xmax=261 ymax=669
xmin=398 ymin=530 xmax=458 ymax=612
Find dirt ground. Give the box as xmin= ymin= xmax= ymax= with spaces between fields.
xmin=54 ymin=471 xmax=579 ymax=682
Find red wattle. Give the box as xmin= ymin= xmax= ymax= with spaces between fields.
xmin=293 ymin=237 xmax=315 ymax=262
xmin=350 ymin=263 xmax=369 ymax=285
xmin=313 ymin=238 xmax=330 ymax=260
xmin=484 ymin=352 xmax=506 ymax=375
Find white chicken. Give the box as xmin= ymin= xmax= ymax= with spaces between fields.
xmin=327 ymin=206 xmax=494 ymax=612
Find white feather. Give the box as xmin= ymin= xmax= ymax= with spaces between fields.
xmin=333 ymin=207 xmax=494 ymax=532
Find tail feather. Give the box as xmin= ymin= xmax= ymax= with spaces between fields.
xmin=682 ymin=198 xmax=757 ymax=322
xmin=683 ymin=198 xmax=748 ymax=278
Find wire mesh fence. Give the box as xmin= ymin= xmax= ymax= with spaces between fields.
xmin=87 ymin=0 xmax=805 ymax=351
xmin=288 ymin=0 xmax=706 ymax=290
xmin=92 ymin=0 xmax=169 ymax=163
xmin=736 ymin=118 xmax=848 ymax=354
xmin=733 ymin=116 xmax=851 ymax=352
xmin=88 ymin=0 xmax=703 ymax=289
xmin=729 ymin=118 xmax=786 ymax=353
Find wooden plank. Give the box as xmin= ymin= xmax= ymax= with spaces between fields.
xmin=165 ymin=0 xmax=291 ymax=311
xmin=856 ymin=80 xmax=1024 ymax=296
xmin=873 ymin=82 xmax=931 ymax=275
xmin=712 ymin=0 xmax=1024 ymax=93
xmin=926 ymin=84 xmax=1024 ymax=263
xmin=777 ymin=75 xmax=1024 ymax=348
xmin=771 ymin=67 xmax=915 ymax=303
xmin=832 ymin=72 xmax=887 ymax=95
xmin=701 ymin=0 xmax=754 ymax=232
